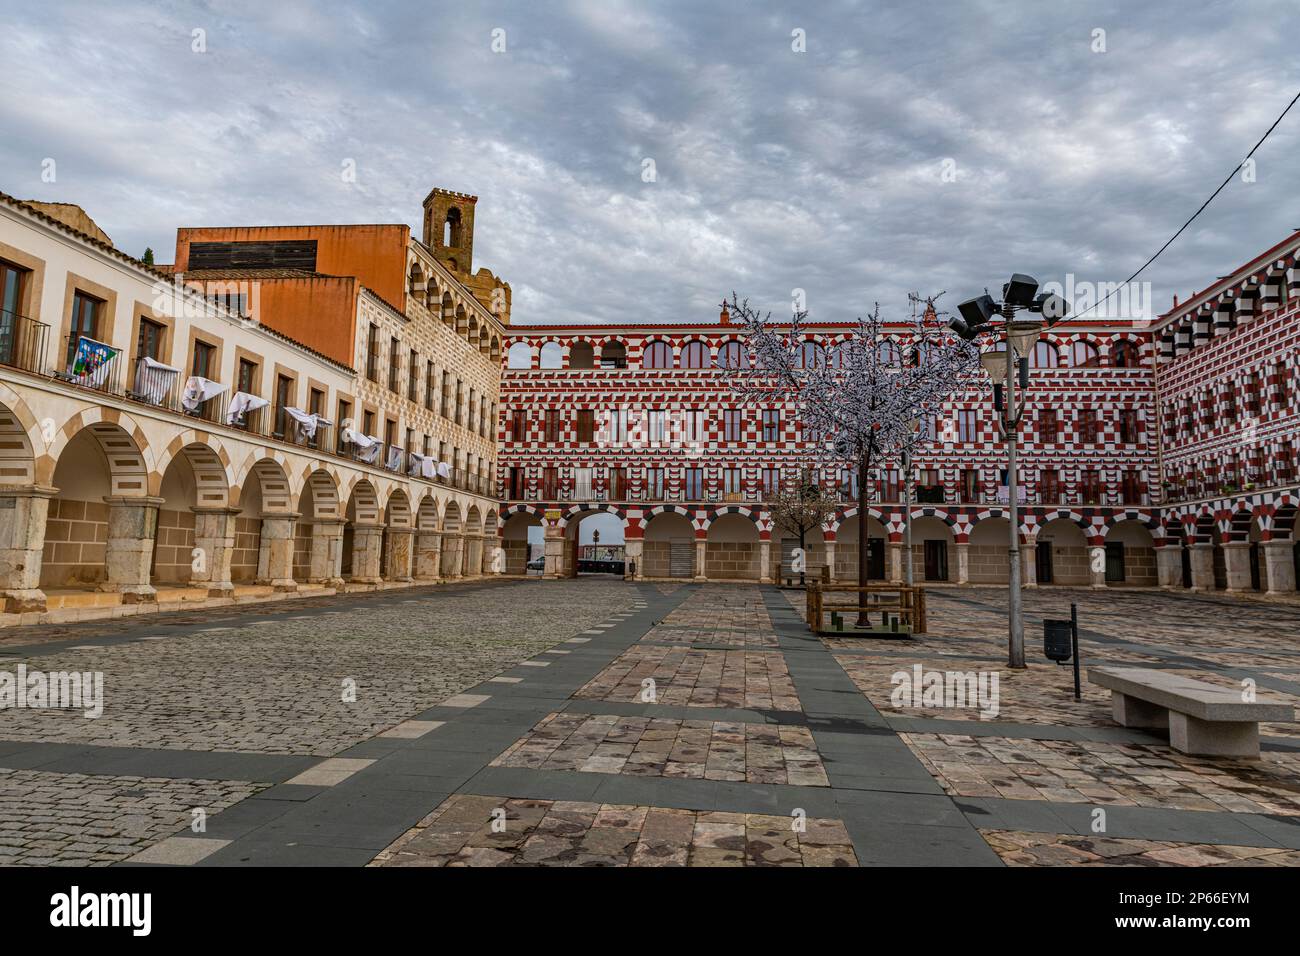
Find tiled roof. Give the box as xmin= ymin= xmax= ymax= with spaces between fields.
xmin=182 ymin=268 xmax=340 ymax=280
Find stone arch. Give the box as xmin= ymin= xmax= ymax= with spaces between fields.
xmin=345 ymin=478 xmax=381 ymax=524
xmin=642 ymin=508 xmax=696 ymax=579
xmin=442 ymin=499 xmax=462 ymax=534
xmin=0 ymin=386 xmax=41 ymax=484
xmin=152 ymin=442 xmax=232 ymax=585
xmin=1102 ymin=518 xmax=1157 ymax=586
xmin=416 ymin=494 xmax=440 ymax=531
xmin=501 ymin=508 xmax=541 ymax=574
xmin=568 ymin=339 xmax=596 ymax=369
xmin=384 ymin=487 xmax=413 ymax=530
xmin=441 ymin=291 xmax=456 ymax=326
xmin=455 ymin=304 xmax=469 ymax=337
xmin=489 ymin=335 xmax=501 ymax=363
xmin=46 ymin=412 xmax=152 ymax=495
xmin=297 ymin=467 xmax=342 ymax=520
xmin=152 ymin=438 xmax=230 ymax=507
xmin=233 ymin=456 xmax=294 ymax=514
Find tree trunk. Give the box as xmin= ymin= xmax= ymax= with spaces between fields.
xmin=857 ymin=451 xmax=870 ymax=627
xmin=799 ymin=528 xmax=806 ymax=587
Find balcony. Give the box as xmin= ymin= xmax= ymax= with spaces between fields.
xmin=0 ymin=309 xmax=49 ymax=375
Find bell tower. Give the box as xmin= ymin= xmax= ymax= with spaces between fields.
xmin=422 ymin=187 xmax=477 ymax=276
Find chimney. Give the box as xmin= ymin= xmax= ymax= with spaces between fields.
xmin=720 ymin=301 xmax=731 ymax=325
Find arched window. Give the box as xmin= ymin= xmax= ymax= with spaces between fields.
xmin=506 ymin=342 xmax=532 ymax=369
xmin=539 ymin=342 xmax=564 ymax=369
xmin=717 ymin=341 xmax=750 ymax=369
xmin=1068 ymin=341 xmax=1100 ymax=367
xmin=877 ymin=340 xmax=901 ymax=365
xmin=797 ymin=341 xmax=826 ymax=368
xmin=1029 ymin=341 xmax=1058 ymax=368
xmin=681 ymin=341 xmax=709 ymax=368
xmin=1111 ymin=340 xmax=1139 ymax=368
xmin=444 ymin=208 xmax=461 ymax=247
xmin=600 ymin=340 xmax=627 ymax=369
xmin=825 ymin=345 xmax=842 ymax=368
xmin=642 ymin=341 xmax=673 ymax=368
xmin=569 ymin=341 xmax=595 ymax=369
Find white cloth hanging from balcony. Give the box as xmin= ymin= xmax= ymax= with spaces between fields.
xmin=282 ymin=406 xmax=333 ymax=443
xmin=181 ymin=376 xmax=227 ymax=412
xmin=133 ymin=356 xmax=180 ymax=405
xmin=351 ymin=433 xmax=382 ymax=464
xmin=226 ymin=391 xmax=270 ymax=426
xmin=407 ymin=452 xmax=439 ymax=479
xmin=436 ymin=461 xmax=452 ymax=479
xmin=385 ymin=446 xmax=404 ymax=472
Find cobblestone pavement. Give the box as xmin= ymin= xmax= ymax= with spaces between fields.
xmin=4 ymin=580 xmax=1300 ymax=868
xmin=370 ymin=795 xmax=857 ymax=867
xmin=0 ymin=768 xmax=260 ymax=866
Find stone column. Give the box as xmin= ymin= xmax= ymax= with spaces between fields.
xmin=0 ymin=485 xmax=55 ymax=613
xmin=1023 ymin=542 xmax=1037 ymax=588
xmin=1155 ymin=546 xmax=1184 ymax=589
xmin=887 ymin=541 xmax=903 ymax=583
xmin=482 ymin=535 xmax=499 ymax=575
xmin=443 ymin=532 xmax=465 ymax=578
xmin=1188 ymin=543 xmax=1216 ymax=591
xmin=542 ymin=526 xmax=564 ymax=578
xmin=100 ymin=495 xmax=163 ymax=602
xmin=462 ymin=535 xmax=483 ymax=578
xmin=1263 ymin=540 xmax=1297 ymax=595
xmin=1221 ymin=541 xmax=1253 ymax=592
xmin=191 ymin=506 xmax=239 ymax=597
xmin=694 ymin=538 xmax=708 ymax=582
xmin=623 ymin=538 xmax=643 ymax=581
xmin=954 ymin=542 xmax=970 ymax=585
xmin=308 ymin=519 xmax=345 ymax=586
xmin=255 ymin=512 xmax=299 ymax=591
xmin=414 ymin=530 xmax=442 ymax=581
xmin=823 ymin=541 xmax=836 ymax=583
xmin=383 ymin=528 xmax=415 ymax=582
xmin=758 ymin=539 xmax=772 ymax=584
xmin=350 ymin=522 xmax=385 ymax=584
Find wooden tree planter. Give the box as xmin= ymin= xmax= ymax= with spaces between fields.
xmin=805 ymin=582 xmax=927 ymax=637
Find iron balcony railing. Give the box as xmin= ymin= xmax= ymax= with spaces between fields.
xmin=0 ymin=309 xmax=49 ymax=375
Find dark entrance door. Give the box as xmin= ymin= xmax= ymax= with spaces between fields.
xmin=867 ymin=538 xmax=885 ymax=580
xmin=1105 ymin=542 xmax=1125 ymax=583
xmin=1035 ymin=543 xmax=1053 ymax=584
xmin=1249 ymin=543 xmax=1261 ymax=591
xmin=1181 ymin=545 xmax=1193 ymax=588
xmin=924 ymin=540 xmax=948 ymax=581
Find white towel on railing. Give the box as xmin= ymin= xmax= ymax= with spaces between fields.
xmin=282 ymin=406 xmax=332 ymax=443
xmin=385 ymin=446 xmax=404 ymax=472
xmin=226 ymin=391 xmax=270 ymax=425
xmin=134 ymin=356 xmax=180 ymax=404
xmin=181 ymin=376 xmax=226 ymax=411
xmin=436 ymin=461 xmax=452 ymax=479
xmin=352 ymin=433 xmax=382 ymax=463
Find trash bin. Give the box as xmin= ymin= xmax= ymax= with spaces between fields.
xmin=1043 ymin=619 xmax=1073 ymax=662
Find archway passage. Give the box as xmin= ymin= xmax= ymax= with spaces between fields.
xmin=1106 ymin=520 xmax=1157 ymax=586
xmin=968 ymin=518 xmax=1011 ymax=584
xmin=834 ymin=514 xmax=888 ymax=582
xmin=152 ymin=443 xmax=229 ymax=586
xmin=502 ymin=511 xmax=542 ymax=574
xmin=642 ymin=511 xmax=695 ymax=579
xmin=705 ymin=513 xmax=760 ymax=581
xmin=910 ymin=516 xmax=953 ymax=582
xmin=563 ymin=510 xmax=626 ymax=577
xmin=1035 ymin=518 xmax=1090 ymax=585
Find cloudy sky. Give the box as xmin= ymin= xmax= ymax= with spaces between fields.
xmin=3 ymin=0 xmax=1299 ymax=326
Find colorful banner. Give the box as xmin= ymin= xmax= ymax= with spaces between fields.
xmin=70 ymin=337 xmax=120 ymax=387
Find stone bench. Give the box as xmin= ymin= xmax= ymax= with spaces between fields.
xmin=1088 ymin=666 xmax=1295 ymax=758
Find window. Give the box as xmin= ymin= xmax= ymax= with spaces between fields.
xmin=569 ymin=341 xmax=594 ymax=369
xmin=336 ymin=399 xmax=352 ymax=452
xmin=573 ymin=467 xmax=594 ymax=500
xmin=0 ymin=261 xmax=29 ymax=367
xmin=1068 ymin=341 xmax=1100 ymax=367
xmin=608 ymin=467 xmax=626 ymax=500
xmin=308 ymin=387 xmax=324 ymax=417
xmin=542 ymin=467 xmax=559 ymax=499
xmin=608 ymin=408 xmax=628 ymax=443
xmin=510 ymin=407 xmax=528 ymax=441
xmin=440 ymin=370 xmax=451 ymax=417
xmin=961 ymin=469 xmax=978 ymax=501
xmin=468 ymin=388 xmax=477 ymax=431
xmin=539 ymin=342 xmax=563 ymax=368
xmin=543 ymin=409 xmax=560 ymax=442
xmin=717 ymin=341 xmax=750 ymax=369
xmin=1081 ymin=470 xmax=1101 ymax=504
xmin=136 ymin=317 xmax=165 ymax=361
xmin=1111 ymin=340 xmax=1139 ymax=368
xmin=274 ymin=374 xmax=292 ymax=437
xmin=577 ymin=408 xmax=595 ymax=443
xmin=362 ymin=410 xmax=375 ymax=441
xmin=881 ymin=469 xmax=900 ymax=501
xmin=66 ymin=290 xmax=104 ymax=367
xmin=455 ymin=379 xmax=464 ymax=424
xmin=877 ymin=339 xmax=901 ymax=365
xmin=192 ymin=340 xmax=216 ymax=378
xmin=1121 ymin=471 xmax=1143 ymax=504
xmin=684 ymin=468 xmax=703 ymax=500
xmin=643 ymin=341 xmax=672 ymax=368
xmin=681 ymin=341 xmax=709 ymax=368
xmin=1079 ymin=407 xmax=1098 ymax=443
xmin=237 ymin=358 xmax=258 ymax=395
xmin=761 ymin=468 xmax=780 ymax=497
xmin=1039 ymin=408 xmax=1058 ymax=443
xmin=1040 ymin=469 xmax=1060 ymax=502
xmin=724 ymin=469 xmax=743 ymax=496
xmin=724 ymin=408 xmax=743 ymax=442
xmin=647 ymin=409 xmax=666 ymax=442
xmin=839 ymin=468 xmax=858 ymax=499
xmin=958 ymin=410 xmax=977 ymax=442
xmin=1277 ymin=443 xmax=1295 ymax=482
xmin=762 ymin=409 xmax=781 ymax=442
xmin=425 ymin=361 xmax=435 ymax=410
xmin=1223 ymin=384 xmax=1237 ymax=423
xmin=507 ymin=341 xmax=532 ymax=369
xmin=683 ymin=409 xmax=705 ymax=443
xmin=388 ymin=337 xmax=401 ymax=391
xmin=600 ymin=341 xmax=627 ymax=369
xmin=366 ymin=323 xmax=379 ymax=382
xmin=1119 ymin=408 xmax=1140 ymax=444
xmin=407 ymin=349 xmax=419 ymax=402
xmin=1245 ymin=370 xmax=1262 ymax=414
xmin=507 ymin=467 xmax=525 ymax=499
xmin=797 ymin=341 xmax=826 ymax=368
xmin=1276 ymin=363 xmax=1291 ymax=408
xmin=1029 ymin=341 xmax=1058 ymax=368
xmin=645 ymin=467 xmax=665 ymax=499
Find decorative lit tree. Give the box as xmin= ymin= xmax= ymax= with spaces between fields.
xmin=765 ymin=468 xmax=839 ymax=586
xmin=724 ymin=292 xmax=978 ymax=625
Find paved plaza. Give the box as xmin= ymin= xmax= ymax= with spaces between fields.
xmin=0 ymin=580 xmax=1298 ymax=866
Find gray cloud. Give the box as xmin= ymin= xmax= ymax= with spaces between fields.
xmin=3 ymin=0 xmax=1299 ymax=325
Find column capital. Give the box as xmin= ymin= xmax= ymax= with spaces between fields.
xmin=0 ymin=484 xmax=58 ymax=500
xmin=103 ymin=495 xmax=165 ymax=508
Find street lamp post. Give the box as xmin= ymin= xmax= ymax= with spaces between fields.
xmin=952 ymin=276 xmax=1068 ymax=670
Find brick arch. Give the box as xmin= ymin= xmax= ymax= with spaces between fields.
xmin=299 ymin=467 xmax=342 ymax=521
xmin=504 ymin=502 xmax=544 ymax=521
xmin=44 ymin=408 xmax=155 ymax=492
xmin=442 ymin=499 xmax=462 ymax=534
xmin=153 ymin=441 xmax=232 ymax=508
xmin=345 ymin=477 xmax=380 ymax=524
xmin=702 ymin=505 xmax=762 ymax=529
xmin=416 ymin=494 xmax=441 ymax=531
xmin=384 ymin=487 xmax=413 ymax=529
xmin=464 ymin=504 xmax=483 ymax=535
xmin=559 ymin=502 xmax=626 ymax=528
xmin=829 ymin=506 xmax=889 ymax=534
xmin=0 ymin=384 xmax=41 ymax=485
xmin=233 ymin=456 xmax=294 ymax=514
xmin=483 ymin=508 xmax=499 ymax=535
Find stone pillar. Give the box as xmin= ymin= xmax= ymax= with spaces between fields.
xmin=191 ymin=506 xmax=239 ymax=597
xmin=542 ymin=526 xmax=564 ymax=578
xmin=1155 ymin=546 xmax=1184 ymax=589
xmin=694 ymin=538 xmax=707 ymax=582
xmin=255 ymin=512 xmax=299 ymax=591
xmin=462 ymin=535 xmax=483 ymax=578
xmin=887 ymin=541 xmax=903 ymax=583
xmin=624 ymin=538 xmax=643 ymax=581
xmin=759 ymin=539 xmax=772 ymax=584
xmin=0 ymin=485 xmax=55 ymax=613
xmin=1263 ymin=540 xmax=1297 ymax=595
xmin=443 ymin=532 xmax=465 ymax=578
xmin=954 ymin=542 xmax=970 ymax=585
xmin=823 ymin=541 xmax=836 ymax=583
xmin=414 ymin=530 xmax=442 ymax=581
xmin=1221 ymin=541 xmax=1253 ymax=592
xmin=1188 ymin=543 xmax=1216 ymax=591
xmin=482 ymin=535 xmax=499 ymax=575
xmin=350 ymin=522 xmax=385 ymax=584
xmin=308 ymin=519 xmax=345 ymax=586
xmin=1023 ymin=542 xmax=1037 ymax=588
xmin=100 ymin=495 xmax=163 ymax=602
xmin=383 ymin=528 xmax=415 ymax=582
